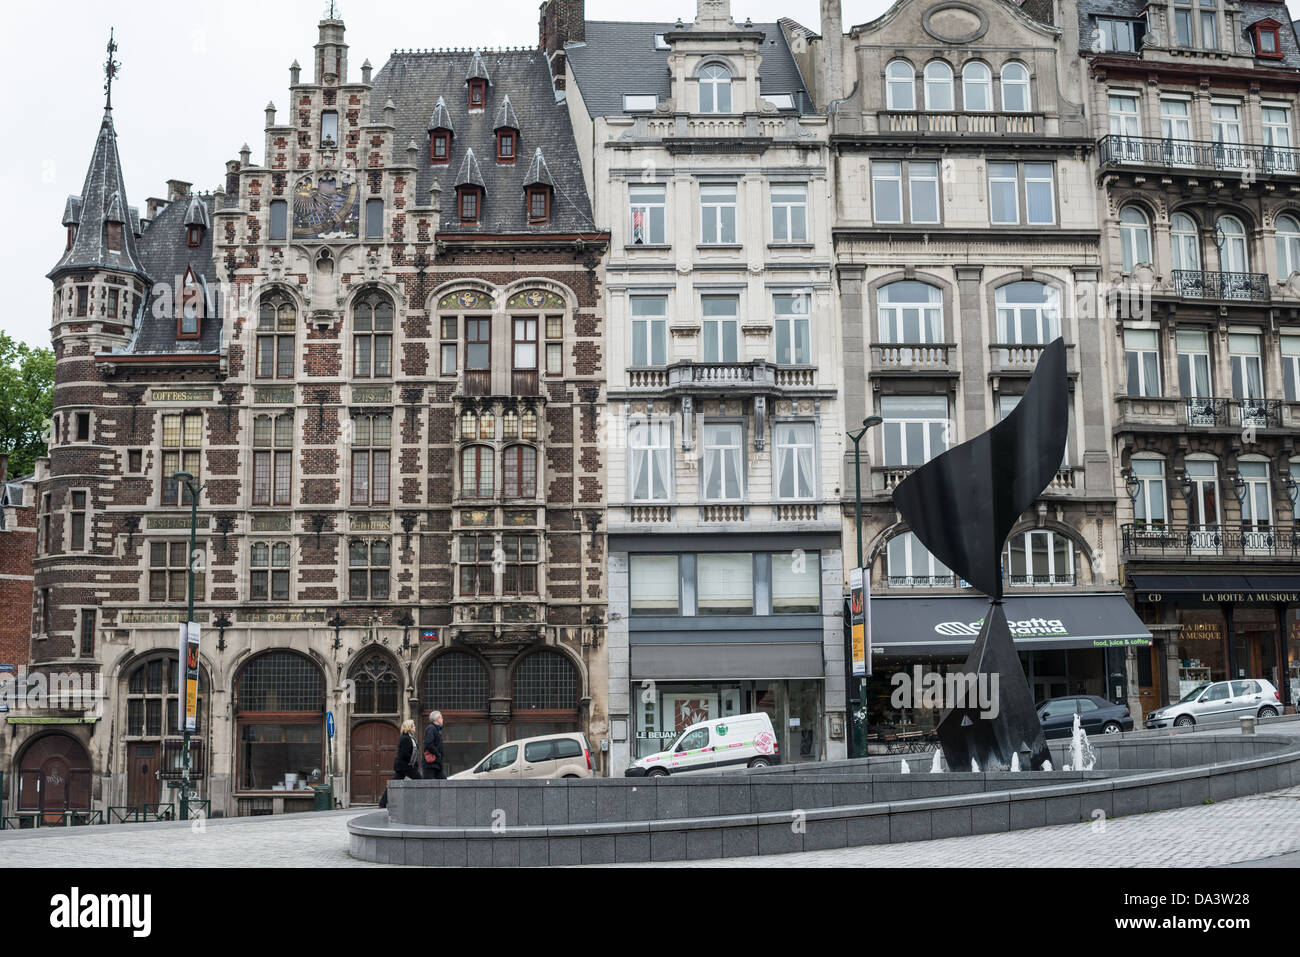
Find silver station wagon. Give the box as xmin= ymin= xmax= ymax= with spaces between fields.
xmin=1144 ymin=679 xmax=1283 ymax=729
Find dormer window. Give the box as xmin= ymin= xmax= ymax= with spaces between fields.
xmin=1252 ymin=20 xmax=1284 ymax=58
xmin=66 ymin=225 xmax=76 ymax=251
xmin=178 ymin=268 xmax=203 ymax=339
xmin=321 ymin=111 xmax=339 ymax=147
xmin=527 ymin=187 xmax=551 ymax=225
xmin=468 ymin=79 xmax=487 ymax=111
xmin=497 ymin=130 xmax=516 ymax=163
xmin=699 ymin=65 xmax=733 ymax=114
xmin=458 ymin=187 xmax=483 ymax=224
xmin=431 ymin=132 xmax=450 ymax=165
xmin=187 ymin=226 xmax=202 ymax=248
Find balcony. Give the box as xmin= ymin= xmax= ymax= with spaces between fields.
xmin=1116 ymin=396 xmax=1283 ymax=431
xmin=1171 ymin=270 xmax=1270 ymax=304
xmin=870 ymin=343 xmax=956 ymax=374
xmin=878 ymin=111 xmax=1041 ymax=136
xmin=620 ymin=361 xmax=825 ymax=398
xmin=988 ymin=342 xmax=1077 ymax=376
xmin=1097 ymin=135 xmax=1300 ymax=179
xmin=1122 ymin=523 xmax=1300 ymax=560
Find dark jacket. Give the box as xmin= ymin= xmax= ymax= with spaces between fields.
xmin=421 ymin=721 xmax=445 ymax=779
xmin=394 ymin=732 xmax=418 ymax=775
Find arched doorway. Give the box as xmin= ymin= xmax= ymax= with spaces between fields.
xmin=17 ymin=734 xmax=92 ymax=824
xmin=510 ymin=651 xmax=580 ymax=740
xmin=347 ymin=651 xmax=401 ymax=805
xmin=419 ymin=652 xmax=490 ymax=776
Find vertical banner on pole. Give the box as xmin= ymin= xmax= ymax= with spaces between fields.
xmin=178 ymin=621 xmax=200 ymax=732
xmin=850 ymin=567 xmax=871 ymax=677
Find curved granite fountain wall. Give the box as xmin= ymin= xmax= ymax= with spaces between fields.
xmin=348 ymin=726 xmax=1300 ymax=867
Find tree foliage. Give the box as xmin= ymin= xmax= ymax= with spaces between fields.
xmin=0 ymin=332 xmax=55 ymax=479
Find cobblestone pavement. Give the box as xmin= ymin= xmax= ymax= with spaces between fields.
xmin=1 ymin=787 xmax=1299 ymax=868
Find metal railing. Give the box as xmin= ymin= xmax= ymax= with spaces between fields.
xmin=1121 ymin=523 xmax=1300 ymax=558
xmin=1098 ymin=134 xmax=1300 ymax=176
xmin=1 ymin=809 xmax=104 ymax=830
xmin=879 ymin=111 xmax=1040 ymax=135
xmin=1172 ymin=270 xmax=1271 ymax=303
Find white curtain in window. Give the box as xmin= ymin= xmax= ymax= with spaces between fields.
xmin=775 ymin=423 xmax=815 ymax=499
xmin=630 ymin=555 xmax=679 ymax=614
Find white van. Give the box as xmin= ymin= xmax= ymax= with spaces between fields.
xmin=625 ymin=712 xmax=779 ymax=777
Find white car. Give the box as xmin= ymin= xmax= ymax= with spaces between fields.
xmin=625 ymin=712 xmax=780 ymax=777
xmin=1144 ymin=678 xmax=1283 ymax=729
xmin=448 ymin=733 xmax=594 ymax=780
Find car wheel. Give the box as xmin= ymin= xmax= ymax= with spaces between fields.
xmin=1174 ymin=715 xmax=1195 ymax=728
xmin=1101 ymin=721 xmax=1122 ymax=734
xmin=1258 ymin=706 xmax=1278 ymax=719
xmin=747 ymin=757 xmax=772 ymax=769
xmin=647 ymin=767 xmax=669 ymax=778
xmin=562 ymin=774 xmax=580 ymax=779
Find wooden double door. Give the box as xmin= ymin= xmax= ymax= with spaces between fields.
xmin=349 ymin=721 xmax=398 ymax=805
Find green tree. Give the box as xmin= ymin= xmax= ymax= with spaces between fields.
xmin=0 ymin=332 xmax=55 ymax=479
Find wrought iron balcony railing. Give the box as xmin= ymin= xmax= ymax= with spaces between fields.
xmin=1098 ymin=134 xmax=1300 ymax=176
xmin=1121 ymin=523 xmax=1300 ymax=559
xmin=1172 ymin=270 xmax=1270 ymax=303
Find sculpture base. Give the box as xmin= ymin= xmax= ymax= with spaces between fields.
xmin=937 ymin=602 xmax=1053 ymax=772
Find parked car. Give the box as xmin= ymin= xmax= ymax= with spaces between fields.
xmin=1036 ymin=695 xmax=1133 ymax=739
xmin=448 ymin=732 xmax=594 ymax=780
xmin=1144 ymin=678 xmax=1282 ymax=729
xmin=625 ymin=712 xmax=779 ymax=777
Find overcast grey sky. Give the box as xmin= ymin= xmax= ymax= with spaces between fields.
xmin=4 ymin=0 xmax=900 ymax=349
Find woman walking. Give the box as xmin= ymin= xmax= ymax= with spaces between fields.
xmin=379 ymin=719 xmax=421 ymax=809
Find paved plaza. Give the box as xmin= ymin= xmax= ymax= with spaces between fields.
xmin=2 ymin=785 xmax=1299 ymax=868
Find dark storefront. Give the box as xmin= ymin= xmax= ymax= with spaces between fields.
xmin=861 ymin=593 xmax=1150 ymax=742
xmin=1129 ymin=574 xmax=1299 ymax=711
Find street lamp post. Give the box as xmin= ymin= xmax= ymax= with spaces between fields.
xmin=845 ymin=416 xmax=883 ymax=758
xmin=172 ymin=471 xmax=204 ymax=822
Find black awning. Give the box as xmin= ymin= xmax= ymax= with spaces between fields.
xmin=869 ymin=593 xmax=1151 ymax=658
xmin=1129 ymin=574 xmax=1300 ymax=600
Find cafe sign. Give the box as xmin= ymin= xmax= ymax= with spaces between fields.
xmin=147 ymin=516 xmax=211 ymax=530
xmin=349 ymin=513 xmax=391 ymax=532
xmin=151 ymin=388 xmax=212 ymax=403
xmin=236 ymin=610 xmax=327 ymax=623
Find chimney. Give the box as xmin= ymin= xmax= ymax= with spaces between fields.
xmin=695 ymin=0 xmax=733 ymax=29
xmin=820 ymin=0 xmax=844 ymax=105
xmin=315 ymin=17 xmax=349 ymax=84
xmin=539 ymin=0 xmax=584 ymax=86
xmin=226 ymin=160 xmax=241 ymax=196
xmin=146 ymin=197 xmax=169 ymax=220
xmin=167 ymin=180 xmax=192 ymax=202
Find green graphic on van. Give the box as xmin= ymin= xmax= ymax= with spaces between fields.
xmin=716 ymin=725 xmax=728 ymax=736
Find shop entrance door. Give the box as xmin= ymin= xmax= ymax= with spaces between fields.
xmin=1136 ymin=642 xmax=1162 ymax=720
xmin=127 ymin=743 xmax=161 ymax=809
xmin=349 ymin=721 xmax=396 ymax=805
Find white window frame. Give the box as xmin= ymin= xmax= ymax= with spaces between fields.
xmin=961 ymin=62 xmax=992 ymax=112
xmin=630 ymin=295 xmax=668 ymax=367
xmin=1176 ymin=328 xmax=1214 ymax=398
xmin=700 ymin=184 xmax=738 ymax=245
xmin=774 ymin=293 xmax=811 ymax=365
xmin=770 ymin=183 xmax=808 ymax=242
xmin=881 ymin=396 xmax=949 ymax=468
xmin=887 ymin=532 xmax=953 ymax=586
xmin=773 ymin=420 xmax=816 ymax=501
xmin=886 ymin=60 xmax=915 ymax=111
xmin=1001 ymin=62 xmax=1030 ymax=112
xmin=1131 ymin=457 xmax=1168 ymax=527
xmin=629 ymin=183 xmax=667 ymax=246
xmin=699 ymin=65 xmax=733 ymax=114
xmin=1281 ymin=333 xmax=1300 ymax=401
xmin=1004 ymin=530 xmax=1075 ymax=586
xmin=996 ymin=282 xmax=1060 ymax=345
xmin=1124 ymin=328 xmax=1162 ymax=397
xmin=923 ymin=61 xmax=954 ymax=112
xmin=701 ymin=422 xmax=745 ymax=501
xmin=701 ymin=295 xmax=740 ymax=363
xmin=878 ymin=282 xmax=943 ymax=345
xmin=628 ymin=419 xmax=673 ymax=503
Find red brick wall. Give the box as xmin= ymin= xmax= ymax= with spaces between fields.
xmin=0 ymin=502 xmax=35 ymax=667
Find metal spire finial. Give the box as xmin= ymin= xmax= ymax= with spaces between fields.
xmin=104 ymin=28 xmax=121 ymax=110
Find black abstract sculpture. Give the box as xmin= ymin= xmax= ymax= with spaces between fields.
xmin=892 ymin=338 xmax=1069 ymax=772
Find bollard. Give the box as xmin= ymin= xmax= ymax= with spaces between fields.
xmin=1240 ymin=715 xmax=1256 ymax=735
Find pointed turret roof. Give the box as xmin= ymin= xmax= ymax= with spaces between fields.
xmin=523 ymin=148 xmax=554 ymax=188
xmin=48 ymin=110 xmax=149 ymax=281
xmin=494 ymin=94 xmax=520 ymax=131
xmin=456 ymin=148 xmax=486 ymax=189
xmin=429 ymin=95 xmax=454 ymax=131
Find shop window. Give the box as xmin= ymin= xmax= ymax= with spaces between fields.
xmin=236 ymin=652 xmax=324 ymax=793
xmin=511 ymin=652 xmax=579 ymax=740
xmin=420 ymin=652 xmax=491 ymax=776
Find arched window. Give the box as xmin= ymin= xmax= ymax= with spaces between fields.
xmin=886 ymin=60 xmax=915 ymax=111
xmin=511 ymin=651 xmax=580 ymax=740
xmin=257 ymin=292 xmax=297 ymax=379
xmin=1004 ymin=530 xmax=1075 ymax=586
xmin=878 ymin=281 xmax=942 ymax=344
xmin=1119 ymin=206 xmax=1152 ymax=272
xmin=1216 ymin=215 xmax=1249 ymax=273
xmin=1171 ymin=212 xmax=1201 ymax=272
xmin=1130 ymin=456 xmax=1167 ymax=528
xmin=503 ymin=445 xmax=537 ymax=498
xmin=125 ymin=656 xmax=209 ymax=800
xmin=421 ymin=652 xmax=490 ymax=774
xmin=996 ymin=282 xmax=1060 ymax=344
xmin=886 ymin=531 xmax=954 ymax=587
xmin=1276 ymin=214 xmax=1300 ymax=280
xmin=461 ymin=445 xmax=494 ymax=498
xmin=699 ymin=65 xmax=733 ymax=114
xmin=349 ymin=653 xmax=400 ymax=715
xmin=923 ymin=61 xmax=954 ymax=112
xmin=961 ymin=62 xmax=992 ymax=112
xmin=1001 ymin=62 xmax=1030 ymax=112
xmin=235 ymin=651 xmax=325 ymax=793
xmin=353 ymin=290 xmax=394 ymax=379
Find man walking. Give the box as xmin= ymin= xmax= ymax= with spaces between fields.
xmin=422 ymin=710 xmax=446 ymax=780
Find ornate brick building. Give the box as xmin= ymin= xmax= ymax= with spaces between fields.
xmin=20 ymin=13 xmax=609 ymax=820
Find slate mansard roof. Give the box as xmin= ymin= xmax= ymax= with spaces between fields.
xmin=1076 ymin=0 xmax=1300 ymax=65
xmin=49 ymin=110 xmax=150 ymax=281
xmin=123 ymin=191 xmax=224 ymax=357
xmin=564 ymin=20 xmax=813 ymax=118
xmin=369 ymin=49 xmax=596 ymax=234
